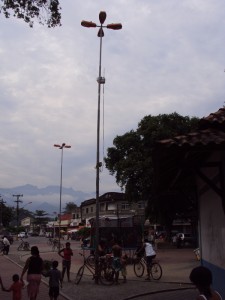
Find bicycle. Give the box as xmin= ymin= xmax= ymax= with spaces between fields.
xmin=17 ymin=239 xmax=30 ymax=251
xmin=52 ymin=239 xmax=64 ymax=252
xmin=47 ymin=237 xmax=54 ymax=245
xmin=0 ymin=241 xmax=5 ymax=254
xmin=133 ymin=256 xmax=162 ymax=280
xmin=75 ymin=253 xmax=114 ymax=286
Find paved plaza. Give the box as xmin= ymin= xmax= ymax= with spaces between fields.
xmin=0 ymin=237 xmax=200 ymax=300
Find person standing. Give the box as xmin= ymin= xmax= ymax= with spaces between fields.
xmin=189 ymin=266 xmax=222 ymax=300
xmin=45 ymin=261 xmax=62 ymax=300
xmin=3 ymin=236 xmax=10 ymax=255
xmin=111 ymin=240 xmax=122 ymax=284
xmin=58 ymin=242 xmax=73 ymax=282
xmin=20 ymin=246 xmax=43 ymax=300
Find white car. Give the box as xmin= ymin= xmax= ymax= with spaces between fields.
xmin=18 ymin=232 xmax=26 ymax=238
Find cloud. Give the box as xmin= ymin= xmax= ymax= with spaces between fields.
xmin=0 ymin=0 xmax=224 ymax=193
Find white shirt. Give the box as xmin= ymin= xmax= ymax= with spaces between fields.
xmin=3 ymin=237 xmax=10 ymax=246
xmin=145 ymin=242 xmax=156 ymax=257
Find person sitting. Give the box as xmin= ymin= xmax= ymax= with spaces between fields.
xmin=189 ymin=266 xmax=222 ymax=300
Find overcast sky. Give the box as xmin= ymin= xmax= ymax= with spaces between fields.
xmin=0 ymin=0 xmax=225 ymax=198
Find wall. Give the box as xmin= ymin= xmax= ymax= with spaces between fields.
xmin=197 ymin=151 xmax=225 ymax=297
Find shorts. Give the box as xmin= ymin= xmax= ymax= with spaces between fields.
xmin=62 ymin=260 xmax=71 ymax=270
xmin=49 ymin=286 xmax=59 ymax=298
xmin=146 ymin=255 xmax=156 ymax=267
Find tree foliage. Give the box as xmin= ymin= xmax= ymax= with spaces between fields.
xmin=105 ymin=112 xmax=200 ymax=224
xmin=2 ymin=204 xmax=14 ymax=227
xmin=33 ymin=209 xmax=49 ymax=224
xmin=0 ymin=0 xmax=61 ymax=27
xmin=63 ymin=202 xmax=77 ymax=214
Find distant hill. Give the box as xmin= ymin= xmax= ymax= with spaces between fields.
xmin=0 ymin=184 xmax=95 ymax=214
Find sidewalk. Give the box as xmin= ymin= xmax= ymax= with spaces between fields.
xmin=0 ymin=239 xmax=200 ymax=300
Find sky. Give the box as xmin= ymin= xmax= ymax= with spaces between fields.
xmin=0 ymin=0 xmax=225 ymax=203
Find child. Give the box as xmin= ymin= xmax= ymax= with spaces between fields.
xmin=0 ymin=274 xmax=24 ymax=300
xmin=45 ymin=260 xmax=62 ymax=300
xmin=120 ymin=254 xmax=128 ymax=283
xmin=189 ymin=266 xmax=222 ymax=300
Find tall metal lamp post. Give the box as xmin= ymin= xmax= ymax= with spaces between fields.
xmin=54 ymin=143 xmax=71 ymax=249
xmin=81 ymin=11 xmax=122 ymax=281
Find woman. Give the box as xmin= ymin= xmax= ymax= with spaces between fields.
xmin=189 ymin=266 xmax=222 ymax=300
xmin=20 ymin=246 xmax=43 ymax=300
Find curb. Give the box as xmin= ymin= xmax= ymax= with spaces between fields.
xmin=123 ymin=287 xmax=196 ymax=300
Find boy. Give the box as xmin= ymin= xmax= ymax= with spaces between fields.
xmin=46 ymin=261 xmax=62 ymax=300
xmin=58 ymin=242 xmax=73 ymax=282
xmin=0 ymin=274 xmax=24 ymax=300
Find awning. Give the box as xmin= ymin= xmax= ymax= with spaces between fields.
xmin=67 ymin=229 xmax=78 ymax=233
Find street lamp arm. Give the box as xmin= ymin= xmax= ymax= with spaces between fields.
xmin=54 ymin=144 xmax=61 ymax=148
xmin=106 ymin=23 xmax=122 ymax=30
xmin=81 ymin=20 xmax=97 ymax=28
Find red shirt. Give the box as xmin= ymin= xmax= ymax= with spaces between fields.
xmin=9 ymin=281 xmax=24 ymax=300
xmin=62 ymin=248 xmax=73 ymax=261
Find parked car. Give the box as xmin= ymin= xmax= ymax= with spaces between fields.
xmin=31 ymin=232 xmax=39 ymax=237
xmin=18 ymin=232 xmax=27 ymax=238
xmin=176 ymin=233 xmax=196 ymax=247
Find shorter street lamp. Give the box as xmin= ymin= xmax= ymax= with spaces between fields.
xmin=54 ymin=143 xmax=71 ymax=249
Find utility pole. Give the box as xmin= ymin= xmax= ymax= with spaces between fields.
xmin=0 ymin=196 xmax=6 ymax=227
xmin=13 ymin=194 xmax=23 ymax=229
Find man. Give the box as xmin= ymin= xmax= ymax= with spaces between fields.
xmin=138 ymin=239 xmax=156 ymax=280
xmin=3 ymin=236 xmax=10 ymax=255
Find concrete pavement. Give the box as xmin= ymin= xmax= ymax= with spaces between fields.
xmin=0 ymin=238 xmax=200 ymax=300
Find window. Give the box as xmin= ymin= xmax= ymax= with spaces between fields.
xmin=86 ymin=208 xmax=89 ymax=214
xmin=100 ymin=203 xmax=105 ymax=212
xmin=137 ymin=202 xmax=145 ymax=209
xmin=121 ymin=203 xmax=131 ymax=210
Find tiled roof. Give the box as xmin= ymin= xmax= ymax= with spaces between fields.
xmin=156 ymin=107 xmax=225 ymax=149
xmin=153 ymin=107 xmax=225 ymax=192
xmin=199 ymin=107 xmax=225 ymax=129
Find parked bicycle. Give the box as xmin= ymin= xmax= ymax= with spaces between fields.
xmin=133 ymin=256 xmax=162 ymax=280
xmin=52 ymin=239 xmax=64 ymax=252
xmin=75 ymin=253 xmax=114 ymax=285
xmin=0 ymin=241 xmax=5 ymax=254
xmin=17 ymin=239 xmax=30 ymax=251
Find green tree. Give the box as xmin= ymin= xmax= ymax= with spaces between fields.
xmin=2 ymin=204 xmax=14 ymax=227
xmin=63 ymin=202 xmax=77 ymax=214
xmin=33 ymin=210 xmax=49 ymax=227
xmin=0 ymin=0 xmax=61 ymax=27
xmin=105 ymin=112 xmax=199 ymax=225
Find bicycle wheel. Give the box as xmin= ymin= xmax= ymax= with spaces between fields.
xmin=87 ymin=255 xmax=95 ymax=267
xmin=134 ymin=261 xmax=145 ymax=277
xmin=17 ymin=244 xmax=23 ymax=251
xmin=47 ymin=239 xmax=52 ymax=245
xmin=24 ymin=244 xmax=30 ymax=251
xmin=150 ymin=262 xmax=162 ymax=280
xmin=75 ymin=266 xmax=85 ymax=285
xmin=99 ymin=266 xmax=114 ymax=286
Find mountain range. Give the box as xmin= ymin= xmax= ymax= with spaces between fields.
xmin=0 ymin=184 xmax=95 ymax=214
